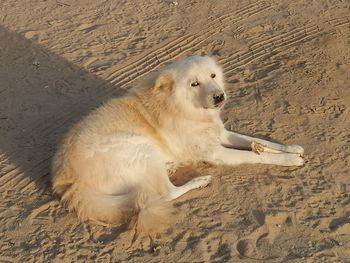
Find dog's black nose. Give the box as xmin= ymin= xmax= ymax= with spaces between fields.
xmin=213 ymin=92 xmax=225 ymax=105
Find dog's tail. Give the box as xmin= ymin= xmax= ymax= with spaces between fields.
xmin=54 ymin=181 xmax=172 ymax=232
xmin=133 ymin=189 xmax=173 ymax=233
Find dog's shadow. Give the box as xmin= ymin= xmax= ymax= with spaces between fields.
xmin=0 ymin=26 xmax=126 ymax=210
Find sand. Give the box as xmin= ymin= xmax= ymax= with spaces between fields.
xmin=1 ymin=0 xmax=350 ymax=262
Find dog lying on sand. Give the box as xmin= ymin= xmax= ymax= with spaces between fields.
xmin=52 ymin=56 xmax=304 ymax=232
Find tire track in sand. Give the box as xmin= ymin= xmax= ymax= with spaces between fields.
xmin=327 ymin=16 xmax=350 ymax=28
xmin=220 ymin=24 xmax=322 ymax=78
xmin=327 ymin=15 xmax=350 ymax=38
xmin=105 ymin=1 xmax=276 ymax=86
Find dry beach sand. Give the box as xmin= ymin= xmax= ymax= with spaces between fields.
xmin=1 ymin=0 xmax=350 ymax=262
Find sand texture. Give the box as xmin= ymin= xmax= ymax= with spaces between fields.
xmin=1 ymin=0 xmax=350 ymax=262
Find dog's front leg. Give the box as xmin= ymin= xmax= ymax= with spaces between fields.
xmin=208 ymin=146 xmax=304 ymax=167
xmin=220 ymin=129 xmax=304 ymax=155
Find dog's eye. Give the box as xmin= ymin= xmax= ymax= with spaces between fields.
xmin=211 ymin=73 xmax=216 ymax=79
xmin=191 ymin=81 xmax=200 ymax=87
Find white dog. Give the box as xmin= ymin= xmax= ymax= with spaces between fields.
xmin=52 ymin=56 xmax=304 ymax=232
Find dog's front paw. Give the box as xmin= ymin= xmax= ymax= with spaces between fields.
xmin=273 ymin=153 xmax=305 ymax=167
xmin=293 ymin=155 xmax=305 ymax=166
xmin=286 ymin=154 xmax=305 ymax=166
xmin=286 ymin=145 xmax=304 ymax=155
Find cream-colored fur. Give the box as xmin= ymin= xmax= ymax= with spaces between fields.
xmin=51 ymin=56 xmax=304 ymax=232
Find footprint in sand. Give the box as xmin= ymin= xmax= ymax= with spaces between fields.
xmin=24 ymin=30 xmax=41 ymax=41
xmin=235 ymin=211 xmax=294 ymax=259
xmin=76 ymin=23 xmax=100 ymax=33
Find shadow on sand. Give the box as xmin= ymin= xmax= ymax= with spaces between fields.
xmin=0 ymin=26 xmax=126 ymax=195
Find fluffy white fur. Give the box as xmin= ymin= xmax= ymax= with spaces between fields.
xmin=51 ymin=56 xmax=304 ymax=232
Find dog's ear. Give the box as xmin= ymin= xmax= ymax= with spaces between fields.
xmin=153 ymin=74 xmax=174 ymax=93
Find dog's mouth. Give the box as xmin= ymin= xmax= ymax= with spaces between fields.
xmin=214 ymin=100 xmax=225 ymax=108
xmin=203 ymin=100 xmax=225 ymax=110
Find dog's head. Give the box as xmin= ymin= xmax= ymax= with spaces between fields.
xmin=151 ymin=56 xmax=226 ymax=113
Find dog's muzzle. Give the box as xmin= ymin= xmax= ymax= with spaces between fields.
xmin=213 ymin=91 xmax=226 ymax=107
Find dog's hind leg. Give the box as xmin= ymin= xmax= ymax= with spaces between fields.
xmin=165 ymin=176 xmax=212 ymax=201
